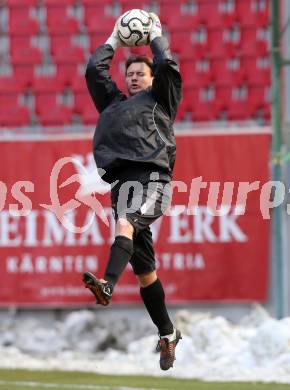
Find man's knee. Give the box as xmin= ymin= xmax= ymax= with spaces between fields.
xmin=115 ymin=218 xmax=134 ymax=239
xmin=137 ymin=271 xmax=157 ymax=288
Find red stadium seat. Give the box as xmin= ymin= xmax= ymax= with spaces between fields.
xmin=53 ymin=46 xmax=85 ymax=64
xmin=32 ymin=75 xmax=65 ymax=94
xmin=185 ymin=84 xmax=223 ymax=121
xmin=119 ymin=1 xmax=151 ymax=13
xmin=0 ymin=96 xmax=29 ymax=128
xmin=71 ymin=75 xmax=87 ymax=93
xmin=82 ymin=0 xmax=112 ymax=4
xmin=46 ymin=5 xmax=68 ymax=20
xmin=165 ymin=14 xmax=199 ymax=32
xmin=262 ymin=104 xmax=271 ymax=120
xmin=44 ymin=0 xmax=75 ymax=5
xmin=207 ymin=29 xmax=240 ymax=58
xmin=0 ymin=94 xmax=20 ymax=110
xmin=9 ymin=8 xmax=30 ymax=21
xmin=82 ymin=105 xmax=99 ymax=124
xmin=169 ymin=31 xmax=192 ymax=55
xmin=9 ymin=39 xmax=39 ymax=83
xmin=11 ymin=46 xmax=42 ymax=65
xmin=47 ymin=12 xmax=79 ymax=34
xmin=243 ymin=57 xmax=271 ymax=86
xmin=37 ymin=106 xmax=72 ymax=126
xmin=236 ymin=1 xmax=269 ymax=28
xmin=56 ymin=64 xmax=78 ymax=84
xmin=180 ymin=59 xmax=213 ymax=88
xmin=14 ymin=65 xmax=35 ymax=87
xmin=7 ymin=0 xmax=38 ymax=6
xmin=0 ymin=106 xmax=30 ymax=126
xmin=118 ymin=0 xmax=149 ymax=6
xmin=83 ymin=4 xmax=108 ymax=17
xmin=240 ymin=28 xmax=269 ymax=57
xmin=9 ymin=17 xmax=39 ymax=36
xmin=89 ymin=32 xmax=111 ymax=52
xmin=191 ymin=100 xmax=221 ymax=122
xmin=227 ymin=100 xmax=254 ymax=120
xmin=73 ymin=91 xmax=99 ymax=124
xmin=35 ymin=93 xmax=57 ymax=113
xmin=0 ymin=76 xmax=27 ymax=93
xmin=10 ymin=36 xmax=33 ymax=52
xmin=182 ymin=88 xmax=198 ymax=112
xmin=226 ymin=83 xmax=256 ymax=120
xmin=196 ymin=2 xmax=217 ymax=24
xmin=212 ymin=59 xmax=246 ymax=86
xmin=248 ymin=86 xmax=270 ymax=113
xmin=159 ymin=3 xmax=182 ymax=25
xmin=177 ymin=45 xmax=207 ymax=61
xmin=198 ymin=2 xmax=238 ymax=29
xmin=174 ymin=28 xmax=239 ymax=59
xmin=35 ymin=94 xmax=72 ymax=125
xmin=74 ymin=92 xmax=95 ymax=115
xmin=85 ymin=13 xmax=116 ymax=34
xmin=215 ymin=86 xmax=232 ymax=107
xmin=50 ymin=35 xmax=72 ymax=54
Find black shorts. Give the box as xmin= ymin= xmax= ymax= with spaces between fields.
xmin=111 ymin=180 xmax=171 ymax=275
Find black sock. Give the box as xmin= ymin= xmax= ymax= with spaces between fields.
xmin=140 ymin=278 xmax=174 ymax=336
xmin=104 ymin=235 xmax=133 ymax=288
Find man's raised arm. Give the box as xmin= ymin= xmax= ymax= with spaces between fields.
xmin=85 ymin=19 xmax=126 ymax=113
xmin=149 ymin=13 xmax=182 ymax=120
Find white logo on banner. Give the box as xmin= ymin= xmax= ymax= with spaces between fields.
xmin=71 ymin=153 xmax=111 ymax=196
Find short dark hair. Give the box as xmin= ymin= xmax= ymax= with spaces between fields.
xmin=125 ymin=55 xmax=153 ymax=76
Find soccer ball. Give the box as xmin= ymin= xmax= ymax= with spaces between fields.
xmin=117 ymin=9 xmax=152 ymax=46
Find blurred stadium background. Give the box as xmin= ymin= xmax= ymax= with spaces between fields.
xmin=0 ymin=0 xmax=273 ymax=127
xmin=0 ymin=0 xmax=290 ymax=382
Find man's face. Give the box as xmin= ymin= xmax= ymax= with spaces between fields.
xmin=125 ymin=62 xmax=153 ymax=96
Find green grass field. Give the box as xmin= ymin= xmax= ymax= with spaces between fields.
xmin=0 ymin=369 xmax=289 ymax=390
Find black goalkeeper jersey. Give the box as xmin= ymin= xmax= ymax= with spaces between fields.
xmin=85 ymin=36 xmax=182 ymax=184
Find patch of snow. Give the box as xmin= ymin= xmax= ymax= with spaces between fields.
xmin=0 ymin=306 xmax=290 ymax=383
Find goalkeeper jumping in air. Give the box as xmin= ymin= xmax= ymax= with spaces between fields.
xmin=83 ymin=12 xmax=182 ymax=370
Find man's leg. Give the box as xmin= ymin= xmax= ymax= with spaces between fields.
xmin=125 ymin=179 xmax=182 ymax=370
xmin=137 ymin=270 xmax=182 ymax=370
xmin=104 ymin=218 xmax=134 ymax=286
xmin=138 ymin=271 xmax=174 ymax=336
xmin=83 ymin=218 xmax=134 ymax=305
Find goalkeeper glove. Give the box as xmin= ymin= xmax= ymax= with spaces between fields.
xmin=106 ymin=17 xmax=127 ymax=50
xmin=149 ymin=12 xmax=162 ymax=42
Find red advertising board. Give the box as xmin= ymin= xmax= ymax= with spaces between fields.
xmin=0 ymin=129 xmax=271 ymax=306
